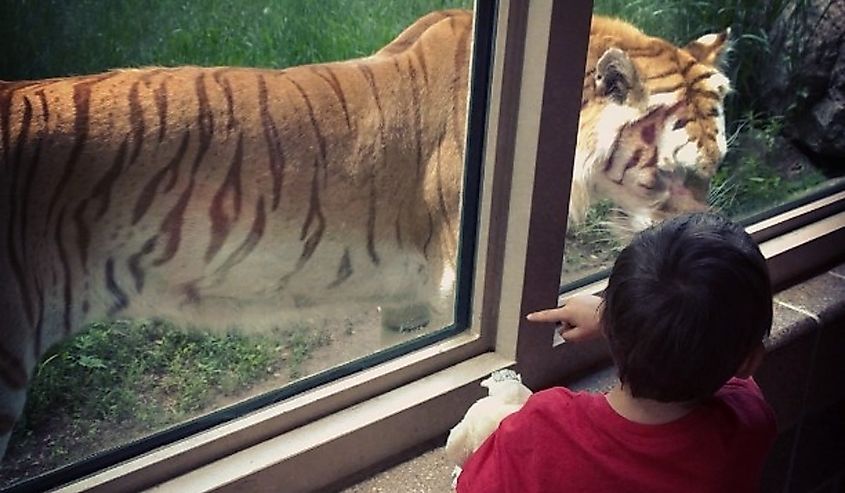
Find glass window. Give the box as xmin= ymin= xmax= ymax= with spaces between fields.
xmin=0 ymin=0 xmax=489 ymax=488
xmin=4 ymin=0 xmax=843 ymax=489
xmin=560 ymin=0 xmax=845 ymax=290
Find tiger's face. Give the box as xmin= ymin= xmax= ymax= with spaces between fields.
xmin=573 ymin=18 xmax=732 ymax=231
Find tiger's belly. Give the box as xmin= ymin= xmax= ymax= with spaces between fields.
xmin=88 ymin=237 xmax=445 ymax=333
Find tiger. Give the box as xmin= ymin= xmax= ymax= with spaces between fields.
xmin=573 ymin=16 xmax=731 ymax=231
xmin=0 ymin=9 xmax=731 ymax=459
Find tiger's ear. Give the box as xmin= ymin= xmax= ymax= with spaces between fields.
xmin=684 ymin=28 xmax=732 ymax=67
xmin=595 ymin=47 xmax=646 ymax=107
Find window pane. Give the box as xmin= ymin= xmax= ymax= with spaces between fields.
xmin=0 ymin=0 xmax=481 ymax=487
xmin=561 ymin=1 xmax=845 ymax=289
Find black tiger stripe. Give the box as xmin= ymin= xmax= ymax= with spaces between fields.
xmin=74 ymin=134 xmax=130 ymax=270
xmin=72 ymin=201 xmax=91 ymax=272
xmin=687 ymin=70 xmax=717 ymax=87
xmin=673 ymin=117 xmax=691 ymax=130
xmin=152 ymin=74 xmax=214 ymax=266
xmin=327 ymin=248 xmax=353 ymax=289
xmin=288 ymin=76 xmax=328 ymax=183
xmin=403 ymin=57 xmax=424 ymax=180
xmin=128 ymin=79 xmax=146 ymax=164
xmin=258 ymin=74 xmax=287 ymax=210
xmin=25 ymin=93 xmax=49 ymax=354
xmin=356 ymin=64 xmax=386 ymax=131
xmin=153 ymin=76 xmax=169 ymax=142
xmin=644 ymin=68 xmax=683 ymax=81
xmin=367 ymin=174 xmax=380 ymax=265
xmin=55 ymin=206 xmax=73 ymax=335
xmin=280 ymin=162 xmax=325 ymax=289
xmin=105 ymin=257 xmax=129 ymax=316
xmin=91 ymin=134 xmax=130 ymax=218
xmin=299 ymin=160 xmax=325 ymax=257
xmin=451 ymin=24 xmax=470 ymax=152
xmin=213 ymin=69 xmax=237 ymax=133
xmin=46 ymin=73 xmax=116 ymax=220
xmin=192 ymin=73 xmax=215 ymax=173
xmin=312 ymin=66 xmax=353 ymax=131
xmin=680 ymin=59 xmax=697 ymax=77
xmin=422 ymin=209 xmax=434 ymax=259
xmin=411 ymin=40 xmax=430 ymax=86
xmin=153 ymin=182 xmax=192 ymax=266
xmin=215 ymin=195 xmax=267 ymax=276
xmin=128 ymin=236 xmax=157 ymax=292
xmin=1 ymin=81 xmax=39 ymax=167
xmin=7 ymin=96 xmax=35 ymax=326
xmin=206 ymin=133 xmax=244 ymax=262
xmin=649 ymin=82 xmax=685 ymax=95
xmin=620 ymin=149 xmax=643 ymax=183
xmin=133 ymin=130 xmax=190 ymax=224
xmin=0 ymin=345 xmax=27 ymax=390
xmin=627 ymin=46 xmax=666 ymax=59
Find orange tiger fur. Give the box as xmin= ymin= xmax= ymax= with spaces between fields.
xmin=0 ymin=10 xmax=731 ymax=458
xmin=574 ymin=16 xmax=730 ymax=230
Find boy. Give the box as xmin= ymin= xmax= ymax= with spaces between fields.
xmin=456 ymin=213 xmax=777 ymax=492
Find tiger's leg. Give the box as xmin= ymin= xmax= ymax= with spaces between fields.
xmin=0 ymin=314 xmax=34 ymax=460
xmin=0 ymin=285 xmax=41 ymax=459
xmin=0 ymin=384 xmax=27 ymax=460
xmin=379 ymin=254 xmax=456 ymax=333
xmin=380 ymin=303 xmax=432 ymax=332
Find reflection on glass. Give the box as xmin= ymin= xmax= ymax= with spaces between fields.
xmin=0 ymin=0 xmax=475 ymax=486
xmin=561 ymin=1 xmax=845 ymax=288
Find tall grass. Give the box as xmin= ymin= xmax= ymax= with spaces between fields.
xmin=0 ymin=0 xmax=471 ymax=80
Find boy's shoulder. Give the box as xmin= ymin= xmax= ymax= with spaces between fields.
xmin=508 ymin=386 xmax=603 ymax=427
xmin=712 ymin=377 xmax=777 ymax=431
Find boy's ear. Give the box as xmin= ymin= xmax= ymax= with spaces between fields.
xmin=735 ymin=341 xmax=765 ymax=378
xmin=684 ymin=28 xmax=731 ymax=68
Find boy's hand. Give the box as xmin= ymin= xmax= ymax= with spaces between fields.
xmin=526 ymin=294 xmax=604 ymax=343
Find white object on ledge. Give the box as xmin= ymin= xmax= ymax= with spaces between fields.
xmin=445 ymin=369 xmax=533 ymax=488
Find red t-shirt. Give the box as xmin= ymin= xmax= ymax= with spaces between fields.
xmin=457 ymin=378 xmax=776 ymax=493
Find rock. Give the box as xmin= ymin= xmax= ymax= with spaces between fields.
xmin=759 ymin=0 xmax=845 ymax=159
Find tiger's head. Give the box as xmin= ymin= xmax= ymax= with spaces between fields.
xmin=573 ymin=17 xmax=732 ymax=231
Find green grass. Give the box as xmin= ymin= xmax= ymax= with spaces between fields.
xmin=15 ymin=319 xmax=279 ymax=433
xmin=6 ymin=318 xmax=331 ymax=477
xmin=710 ymin=115 xmax=828 ymax=218
xmin=0 ymin=0 xmax=470 ymax=80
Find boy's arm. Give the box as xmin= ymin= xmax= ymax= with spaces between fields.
xmin=526 ymin=294 xmax=603 ymax=343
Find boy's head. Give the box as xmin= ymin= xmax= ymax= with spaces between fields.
xmin=602 ymin=212 xmax=772 ymax=403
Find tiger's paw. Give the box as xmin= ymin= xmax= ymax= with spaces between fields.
xmin=379 ymin=303 xmax=431 ymax=332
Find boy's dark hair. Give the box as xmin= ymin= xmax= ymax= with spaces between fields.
xmin=601 ymin=212 xmax=772 ymax=402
